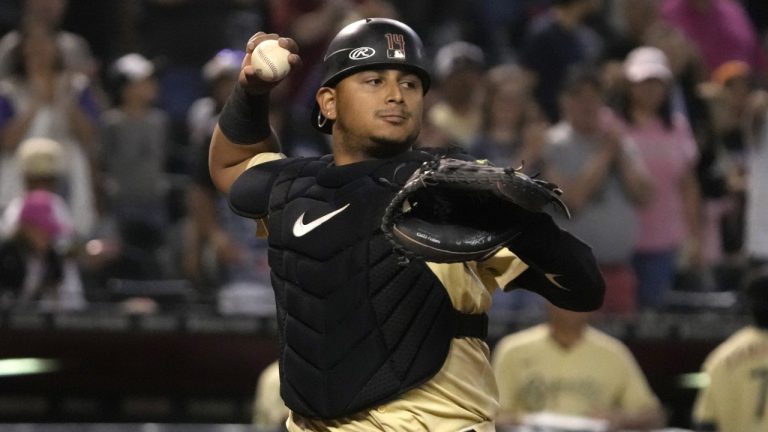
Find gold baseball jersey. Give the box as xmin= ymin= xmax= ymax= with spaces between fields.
xmin=491 ymin=324 xmax=660 ymax=421
xmin=287 ymin=250 xmax=528 ymax=432
xmin=693 ymin=326 xmax=768 ymax=432
xmin=254 ymin=360 xmax=289 ymax=428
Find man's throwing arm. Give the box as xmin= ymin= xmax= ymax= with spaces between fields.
xmin=209 ymin=33 xmax=301 ymax=195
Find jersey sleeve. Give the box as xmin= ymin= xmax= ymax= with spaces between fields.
xmin=475 ymin=247 xmax=529 ymax=290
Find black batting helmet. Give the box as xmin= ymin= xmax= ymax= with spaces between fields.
xmin=312 ymin=18 xmax=431 ymax=134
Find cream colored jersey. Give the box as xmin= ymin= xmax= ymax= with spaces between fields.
xmin=254 ymin=360 xmax=289 ymax=428
xmin=491 ymin=324 xmax=660 ymax=421
xmin=693 ymin=326 xmax=768 ymax=432
xmin=287 ymin=249 xmax=528 ymax=432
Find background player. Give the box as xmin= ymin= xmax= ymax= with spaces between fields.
xmin=692 ymin=267 xmax=768 ymax=431
xmin=492 ymin=303 xmax=666 ymax=430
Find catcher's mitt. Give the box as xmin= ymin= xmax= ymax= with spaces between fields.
xmin=381 ymin=157 xmax=569 ymax=263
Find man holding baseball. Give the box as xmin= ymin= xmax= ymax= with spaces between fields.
xmin=209 ymin=18 xmax=605 ymax=431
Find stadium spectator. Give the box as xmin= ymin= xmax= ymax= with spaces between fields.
xmin=542 ymin=66 xmax=653 ymax=314
xmin=469 ymin=63 xmax=548 ymax=171
xmin=695 ymin=61 xmax=753 ymax=281
xmin=0 ymin=137 xmax=74 ymax=241
xmin=98 ymin=52 xmax=172 ymax=280
xmin=0 ymin=0 xmax=97 ymax=79
xmin=0 ymin=21 xmax=99 ymax=239
xmin=0 ymin=189 xmax=86 ymax=312
xmin=518 ymin=0 xmax=605 ymax=122
xmin=613 ymin=46 xmax=702 ymax=310
xmin=426 ymin=40 xmax=486 ymax=148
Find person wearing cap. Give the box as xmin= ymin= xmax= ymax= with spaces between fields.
xmin=99 ymin=52 xmax=173 ymax=279
xmin=613 ymin=46 xmax=703 ymax=311
xmin=696 ymin=60 xmax=754 ymax=275
xmin=0 ymin=189 xmax=86 ymax=311
xmin=426 ymin=41 xmax=486 ymax=148
xmin=208 ymin=18 xmax=604 ymax=431
xmin=0 ymin=137 xmax=75 ymax=241
xmin=691 ymin=266 xmax=768 ymax=431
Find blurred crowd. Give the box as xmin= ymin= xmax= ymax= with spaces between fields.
xmin=1 ymin=0 xmax=767 ymax=317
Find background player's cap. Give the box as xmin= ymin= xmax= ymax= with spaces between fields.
xmin=312 ymin=18 xmax=431 ymax=134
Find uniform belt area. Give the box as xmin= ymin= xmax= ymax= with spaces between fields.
xmin=455 ymin=313 xmax=488 ymax=339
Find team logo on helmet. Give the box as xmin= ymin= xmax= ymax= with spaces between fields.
xmin=386 ymin=34 xmax=406 ymax=59
xmin=349 ymin=47 xmax=376 ymax=60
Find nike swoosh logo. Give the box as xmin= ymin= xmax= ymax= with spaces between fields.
xmin=292 ymin=204 xmax=350 ymax=237
xmin=545 ymin=273 xmax=571 ymax=291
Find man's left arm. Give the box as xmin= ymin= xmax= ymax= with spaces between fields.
xmin=502 ymin=212 xmax=605 ymax=311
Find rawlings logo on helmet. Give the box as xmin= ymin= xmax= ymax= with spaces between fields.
xmin=349 ymin=47 xmax=376 ymax=60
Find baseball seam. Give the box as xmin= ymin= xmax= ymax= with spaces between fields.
xmin=257 ymin=46 xmax=279 ymax=80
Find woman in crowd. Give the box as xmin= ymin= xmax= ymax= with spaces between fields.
xmin=613 ymin=46 xmax=703 ymax=311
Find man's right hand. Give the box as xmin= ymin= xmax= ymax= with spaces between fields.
xmin=240 ymin=33 xmax=302 ymax=95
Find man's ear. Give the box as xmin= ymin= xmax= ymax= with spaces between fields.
xmin=316 ymin=87 xmax=337 ymax=121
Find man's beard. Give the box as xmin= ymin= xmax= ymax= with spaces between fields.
xmin=366 ymin=135 xmax=415 ymax=158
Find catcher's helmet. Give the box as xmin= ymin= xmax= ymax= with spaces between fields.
xmin=312 ymin=18 xmax=431 ymax=133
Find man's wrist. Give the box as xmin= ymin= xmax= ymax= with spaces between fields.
xmin=218 ymin=84 xmax=271 ymax=144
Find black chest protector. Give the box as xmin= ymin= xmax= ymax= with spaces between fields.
xmin=229 ymin=150 xmax=487 ymax=419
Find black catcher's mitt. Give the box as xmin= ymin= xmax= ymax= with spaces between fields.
xmin=381 ymin=157 xmax=570 ymax=263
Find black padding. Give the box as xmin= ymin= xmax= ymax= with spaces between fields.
xmin=218 ymin=84 xmax=271 ymax=144
xmin=263 ymin=154 xmax=477 ymax=419
xmin=504 ymin=212 xmax=605 ymax=311
xmin=229 ymin=157 xmax=297 ymax=218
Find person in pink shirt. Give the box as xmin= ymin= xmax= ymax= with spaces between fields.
xmin=660 ymin=0 xmax=768 ymax=76
xmin=613 ymin=46 xmax=703 ymax=310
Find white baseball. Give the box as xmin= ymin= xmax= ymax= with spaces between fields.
xmin=251 ymin=39 xmax=291 ymax=82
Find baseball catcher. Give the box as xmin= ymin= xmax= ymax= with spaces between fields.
xmin=210 ymin=16 xmax=605 ymax=432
